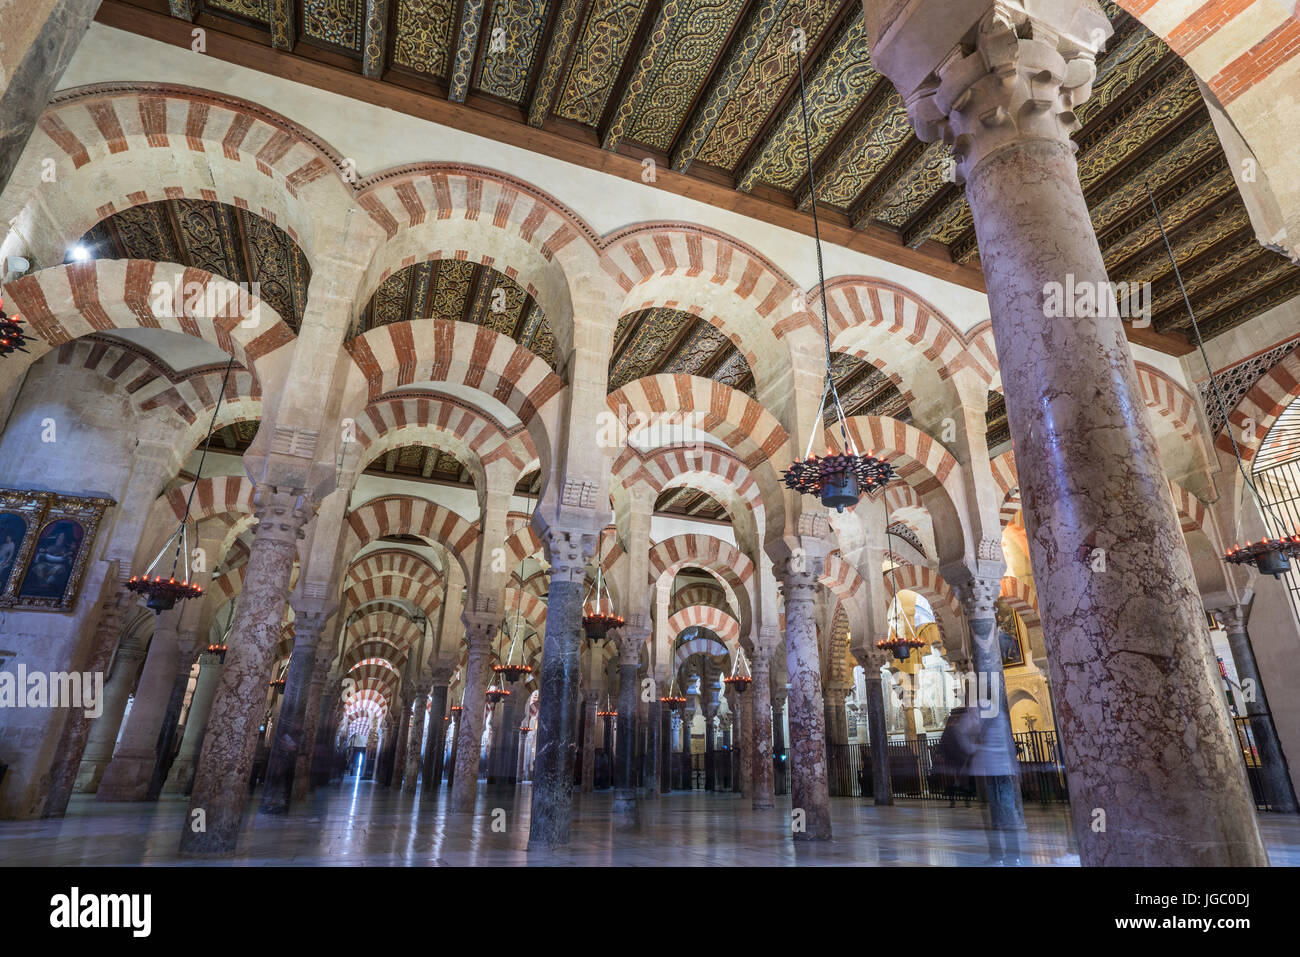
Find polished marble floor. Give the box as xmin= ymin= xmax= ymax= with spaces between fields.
xmin=4 ymin=780 xmax=1299 ymax=866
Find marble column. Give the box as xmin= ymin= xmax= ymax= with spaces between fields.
xmin=858 ymin=651 xmax=893 ymax=806
xmin=260 ymin=605 xmax=331 ymax=814
xmin=1216 ymin=604 xmax=1299 ymax=812
xmin=74 ymin=635 xmax=147 ymax=793
xmin=422 ymin=672 xmax=451 ymax=792
xmin=390 ymin=691 xmax=411 ymax=790
xmin=517 ymin=727 xmax=531 ymax=781
xmin=750 ymin=638 xmax=775 ymax=810
xmin=704 ymin=707 xmax=717 ymax=791
xmin=0 ymin=0 xmax=101 ymax=195
xmin=403 ymin=683 xmax=430 ymax=793
xmin=528 ymin=528 xmax=595 ymax=848
xmin=97 ymin=611 xmax=186 ymax=802
xmin=643 ymin=699 xmax=660 ymax=796
xmin=658 ymin=705 xmax=672 ymax=793
xmin=612 ymin=628 xmax=643 ymax=825
xmin=737 ymin=688 xmax=753 ymax=799
xmin=162 ymin=652 xmax=223 ymax=795
xmin=680 ymin=708 xmax=694 ymax=790
xmin=446 ymin=712 xmax=461 ymax=791
xmin=294 ymin=623 xmax=341 ymax=802
xmin=146 ymin=656 xmax=199 ymax=800
xmin=866 ymin=0 xmax=1265 ymax=865
xmin=451 ymin=615 xmax=495 ymax=812
xmin=493 ymin=689 xmax=519 ymax=785
xmin=776 ymin=559 xmax=831 ymax=839
xmin=580 ymin=691 xmax=598 ymax=794
xmin=180 ymin=488 xmax=311 ymax=856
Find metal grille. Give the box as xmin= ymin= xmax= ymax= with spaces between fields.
xmin=1252 ymin=402 xmax=1300 ymax=628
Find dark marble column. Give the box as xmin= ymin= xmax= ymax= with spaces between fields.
xmin=1216 ymin=603 xmax=1298 ymax=812
xmin=260 ymin=606 xmax=330 ymax=814
xmin=704 ymin=708 xmax=716 ymax=791
xmin=180 ymin=488 xmax=311 ymax=856
xmin=776 ymin=559 xmax=831 ymax=839
xmin=294 ymin=623 xmax=340 ymax=801
xmin=750 ymin=639 xmax=775 ymax=809
xmin=580 ymin=690 xmax=599 ymax=793
xmin=0 ymin=0 xmax=101 ymax=195
xmin=866 ymin=1 xmax=1266 ymax=866
xmin=163 ymin=651 xmax=223 ymax=796
xmin=857 ymin=651 xmax=893 ymax=806
xmin=492 ymin=689 xmax=519 ymax=785
xmin=643 ymin=699 xmax=660 ymax=796
xmin=736 ymin=688 xmax=753 ymax=799
xmin=658 ymin=705 xmax=672 ymax=793
xmin=145 ymin=657 xmax=198 ymax=800
xmin=680 ymin=708 xmax=693 ymax=790
xmin=612 ymin=628 xmax=643 ymax=825
xmin=451 ymin=615 xmax=495 ymax=812
xmin=402 ymin=684 xmax=428 ymax=793
xmin=528 ymin=528 xmax=595 ymax=848
xmin=423 ymin=673 xmax=451 ymax=792
xmin=446 ymin=711 xmax=461 ymax=791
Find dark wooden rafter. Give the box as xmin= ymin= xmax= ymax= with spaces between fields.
xmin=601 ymin=0 xmax=671 ymax=151
xmin=448 ymin=0 xmax=488 ymax=102
xmin=362 ymin=0 xmax=390 ymax=78
xmin=269 ymin=0 xmax=295 ymax=50
xmin=526 ymin=0 xmax=589 ymax=126
xmin=169 ymin=0 xmax=196 ymax=18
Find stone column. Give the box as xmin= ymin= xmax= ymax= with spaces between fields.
xmin=680 ymin=707 xmax=694 ymax=790
xmin=643 ymin=698 xmax=660 ymax=796
xmin=97 ymin=611 xmax=186 ymax=802
xmin=146 ymin=648 xmax=201 ymax=800
xmin=866 ymin=0 xmax=1266 ymax=865
xmin=1216 ymin=603 xmax=1298 ymax=812
xmin=74 ymin=635 xmax=147 ymax=793
xmin=260 ymin=604 xmax=331 ymax=814
xmin=294 ymin=621 xmax=341 ymax=801
xmin=403 ymin=681 xmax=430 ymax=793
xmin=493 ymin=688 xmax=520 ymax=785
xmin=162 ymin=651 xmax=223 ymax=795
xmin=423 ymin=671 xmax=451 ymax=791
xmin=737 ymin=687 xmax=753 ymax=799
xmin=180 ymin=488 xmax=311 ymax=856
xmin=528 ymin=527 xmax=596 ymax=848
xmin=451 ymin=614 xmax=495 ymax=812
xmin=857 ymin=650 xmax=893 ymax=806
xmin=517 ymin=726 xmax=531 ymax=781
xmin=580 ymin=690 xmax=598 ymax=794
xmin=612 ymin=627 xmax=644 ymax=825
xmin=750 ymin=635 xmax=776 ymax=810
xmin=446 ymin=711 xmax=461 ymax=790
xmin=658 ymin=705 xmax=672 ymax=793
xmin=775 ymin=558 xmax=831 ymax=839
xmin=390 ymin=689 xmax=411 ymax=790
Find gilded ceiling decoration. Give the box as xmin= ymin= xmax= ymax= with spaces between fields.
xmin=79 ymin=198 xmax=311 ymax=333
xmin=555 ymin=0 xmax=651 ymax=126
xmin=657 ymin=486 xmax=728 ymax=521
xmin=144 ymin=0 xmax=1300 ymax=347
xmin=607 ymin=307 xmax=756 ymax=399
xmin=355 ymin=260 xmax=557 ymax=371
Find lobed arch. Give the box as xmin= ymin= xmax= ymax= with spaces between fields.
xmin=5 ymin=83 xmax=354 ymax=271
xmin=355 ymin=162 xmax=614 ymax=361
xmin=345 ymin=495 xmax=479 ymax=581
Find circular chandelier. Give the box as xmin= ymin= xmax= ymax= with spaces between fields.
xmin=494 ymin=579 xmax=533 ymax=682
xmin=597 ymin=695 xmax=618 ymax=718
xmin=206 ymin=642 xmax=229 ymax=664
xmin=128 ymin=354 xmax=236 ymax=612
xmin=0 ymin=298 xmax=29 ymax=358
xmin=658 ymin=671 xmax=686 ymax=711
xmin=582 ymin=530 xmax=623 ymax=641
xmin=1147 ymin=185 xmax=1300 ymax=577
xmin=778 ymin=58 xmax=895 ymax=514
xmin=722 ymin=645 xmax=753 ymax=693
xmin=485 ymin=667 xmax=511 ymax=704
xmin=876 ymin=597 xmax=925 ymax=662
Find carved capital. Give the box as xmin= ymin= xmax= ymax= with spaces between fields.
xmin=251 ymin=486 xmax=313 ymax=545
xmin=1210 ymin=603 xmax=1248 ymax=635
xmin=541 ymin=528 xmax=597 ymax=583
xmin=610 ymin=625 xmax=649 ymax=666
xmin=953 ymin=574 xmax=1002 ymax=622
xmin=884 ymin=1 xmax=1110 ymax=184
xmin=461 ymin=611 xmax=498 ymax=647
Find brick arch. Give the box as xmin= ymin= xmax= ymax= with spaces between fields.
xmin=343 ymin=688 xmax=391 ymax=720
xmin=600 ymin=224 xmax=795 ymax=398
xmin=673 ymin=631 xmax=736 ymax=671
xmin=354 ymin=393 xmax=538 ymax=494
xmin=668 ymin=605 xmax=741 ymax=648
xmin=13 ymin=83 xmax=353 ymax=270
xmin=1222 ymin=348 xmax=1300 ymax=463
xmin=818 ymin=277 xmax=989 ymax=426
xmin=347 ymin=660 xmax=403 ymax=697
xmin=345 ymin=495 xmax=479 ymax=580
xmin=990 ymin=449 xmax=1021 ymax=528
xmin=883 ymin=564 xmax=965 ymax=647
xmin=648 ymin=534 xmax=755 ymax=637
xmin=835 ymin=415 xmax=968 ymax=564
xmin=998 ymin=576 xmax=1042 ymax=635
xmin=344 ymin=609 xmax=425 ymax=656
xmin=342 ymin=319 xmax=563 ymax=480
xmin=606 ymin=374 xmax=789 ymax=542
xmin=356 ymin=162 xmax=612 ymax=359
xmin=820 ymin=553 xmax=869 ymax=636
xmin=3 ymin=260 xmax=293 ymax=408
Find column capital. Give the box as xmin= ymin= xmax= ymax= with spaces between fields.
xmin=610 ymin=625 xmax=649 ymax=666
xmin=868 ymin=0 xmax=1111 ymax=184
xmin=461 ymin=612 xmax=498 ymax=647
xmin=251 ymin=486 xmax=314 ymax=545
xmin=428 ymin=664 xmax=455 ymax=686
xmin=949 ymin=571 xmax=1003 ymax=622
xmin=1209 ymin=602 xmax=1247 ymax=634
xmin=540 ymin=527 xmax=598 ymax=583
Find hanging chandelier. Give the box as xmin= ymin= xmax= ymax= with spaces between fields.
xmin=0 ymin=298 xmax=29 ymax=358
xmin=722 ymin=645 xmax=753 ymax=693
xmin=485 ymin=662 xmax=511 ymax=704
xmin=269 ymin=676 xmax=286 ymax=694
xmin=127 ymin=354 xmax=236 ymax=612
xmin=582 ymin=530 xmax=624 ymax=641
xmin=597 ymin=695 xmax=618 ymax=719
xmin=779 ymin=58 xmax=895 ymax=513
xmin=1147 ymin=185 xmax=1300 ymax=578
xmin=658 ymin=670 xmax=686 ymax=711
xmin=493 ymin=571 xmax=533 ymax=682
xmin=876 ymin=593 xmax=926 ymax=663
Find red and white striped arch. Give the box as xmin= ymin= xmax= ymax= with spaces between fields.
xmin=883 ymin=564 xmax=965 ymax=646
xmin=998 ymin=575 xmax=1042 ymax=635
xmin=667 ymin=605 xmax=741 ymax=647
xmin=1221 ymin=348 xmax=1300 ymax=462
xmin=346 ymin=495 xmax=479 ymax=579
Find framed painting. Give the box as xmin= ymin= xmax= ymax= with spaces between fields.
xmin=0 ymin=490 xmax=114 ymax=612
xmin=995 ymin=599 xmax=1025 ymax=668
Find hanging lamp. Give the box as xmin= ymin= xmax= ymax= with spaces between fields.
xmin=581 ymin=529 xmax=624 ymax=640
xmin=485 ymin=658 xmax=511 ymax=704
xmin=658 ymin=669 xmax=686 ymax=711
xmin=722 ymin=644 xmax=753 ymax=693
xmin=1146 ymin=185 xmax=1300 ymax=578
xmin=207 ymin=604 xmax=234 ymax=663
xmin=494 ymin=502 xmax=535 ymax=682
xmin=0 ymin=297 xmax=29 ymax=358
xmin=779 ymin=57 xmax=896 ymax=512
xmin=597 ymin=693 xmax=618 ymax=718
xmin=876 ymin=514 xmax=925 ymax=661
xmin=127 ymin=354 xmax=237 ymax=611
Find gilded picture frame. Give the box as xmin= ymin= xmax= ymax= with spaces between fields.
xmin=0 ymin=489 xmax=115 ymax=612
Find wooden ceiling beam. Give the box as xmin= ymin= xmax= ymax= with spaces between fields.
xmin=269 ymin=0 xmax=295 ymax=51
xmin=448 ymin=0 xmax=487 ymax=103
xmin=526 ymin=0 xmax=588 ymax=127
xmin=362 ymin=0 xmax=390 ymax=79
xmin=601 ymin=0 xmax=668 ymax=152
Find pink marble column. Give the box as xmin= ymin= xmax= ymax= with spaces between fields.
xmin=866 ymin=1 xmax=1265 ymax=864
xmin=749 ymin=638 xmax=776 ymax=810
xmin=451 ymin=615 xmax=494 ymax=812
xmin=179 ymin=488 xmax=311 ymax=856
xmin=775 ymin=560 xmax=831 ymax=839
xmin=403 ymin=681 xmax=430 ymax=794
